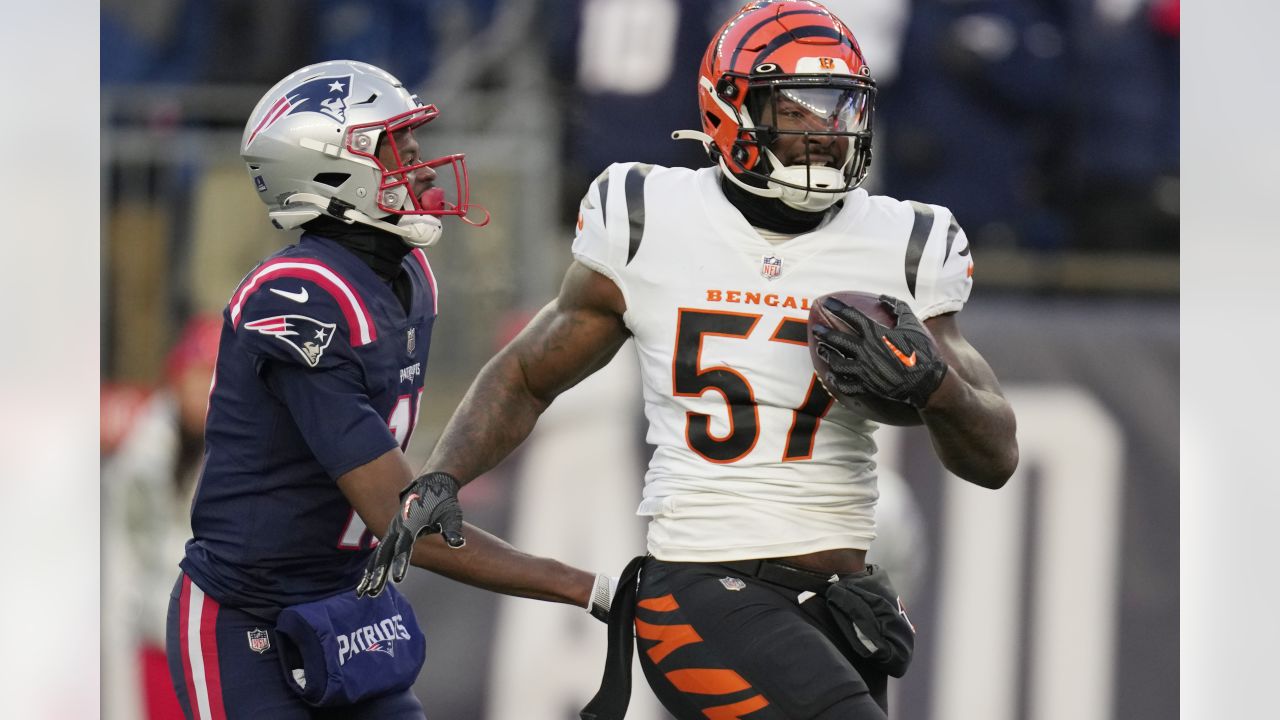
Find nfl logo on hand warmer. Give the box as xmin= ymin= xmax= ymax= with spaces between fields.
xmin=248 ymin=628 xmax=271 ymax=654
xmin=761 ymin=255 xmax=783 ymax=280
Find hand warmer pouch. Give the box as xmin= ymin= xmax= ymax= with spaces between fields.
xmin=275 ymin=584 xmax=425 ymax=706
xmin=824 ymin=564 xmax=916 ymax=678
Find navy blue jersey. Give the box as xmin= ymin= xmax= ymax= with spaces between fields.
xmin=181 ymin=233 xmax=439 ymax=611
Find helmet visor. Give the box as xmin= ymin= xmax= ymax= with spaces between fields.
xmin=756 ymin=86 xmax=872 ymax=136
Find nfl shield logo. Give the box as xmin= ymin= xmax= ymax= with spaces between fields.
xmin=407 ymin=327 xmax=416 ymax=354
xmin=761 ymin=255 xmax=783 ymax=280
xmin=247 ymin=628 xmax=271 ymax=654
xmin=719 ymin=577 xmax=747 ymax=591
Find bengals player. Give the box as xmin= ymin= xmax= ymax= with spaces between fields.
xmin=364 ymin=3 xmax=1018 ymax=718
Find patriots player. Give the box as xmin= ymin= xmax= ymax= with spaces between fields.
xmin=360 ymin=3 xmax=1019 ymax=719
xmin=166 ymin=61 xmax=613 ymax=720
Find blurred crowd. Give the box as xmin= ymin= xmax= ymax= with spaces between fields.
xmin=104 ymin=0 xmax=1178 ymax=254
xmin=102 ymin=316 xmax=220 ymax=719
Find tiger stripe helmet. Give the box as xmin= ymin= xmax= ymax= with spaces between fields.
xmin=694 ymin=1 xmax=876 ymax=211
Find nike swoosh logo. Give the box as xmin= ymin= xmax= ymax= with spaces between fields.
xmin=270 ymin=287 xmax=309 ymax=303
xmin=882 ymin=337 xmax=917 ymax=367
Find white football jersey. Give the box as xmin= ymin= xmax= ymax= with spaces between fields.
xmin=571 ymin=163 xmax=973 ymax=562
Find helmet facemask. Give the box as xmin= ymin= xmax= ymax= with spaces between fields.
xmin=732 ymin=72 xmax=875 ymax=211
xmin=346 ymin=105 xmax=476 ymax=221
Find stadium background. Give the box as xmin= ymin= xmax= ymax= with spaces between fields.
xmin=99 ymin=1 xmax=1178 ymax=719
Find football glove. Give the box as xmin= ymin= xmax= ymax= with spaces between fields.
xmin=814 ymin=295 xmax=948 ymax=409
xmin=356 ymin=471 xmax=466 ymax=598
xmin=824 ymin=565 xmax=916 ymax=678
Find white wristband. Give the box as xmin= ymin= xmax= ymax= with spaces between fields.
xmin=587 ymin=573 xmax=619 ymax=617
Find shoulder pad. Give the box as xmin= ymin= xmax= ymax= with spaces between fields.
xmin=572 ymin=162 xmax=656 ymax=274
xmin=898 ymin=202 xmax=973 ymax=318
xmin=229 ymin=257 xmax=378 ymax=347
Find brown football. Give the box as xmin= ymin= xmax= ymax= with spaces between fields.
xmin=807 ymin=291 xmax=929 ymax=426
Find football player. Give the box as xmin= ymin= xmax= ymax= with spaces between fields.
xmin=363 ymin=1 xmax=1019 ymax=718
xmin=165 ymin=61 xmax=613 ymax=719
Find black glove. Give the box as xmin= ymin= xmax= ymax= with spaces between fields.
xmin=814 ymin=295 xmax=948 ymax=409
xmin=824 ymin=565 xmax=916 ymax=677
xmin=356 ymin=471 xmax=465 ymax=598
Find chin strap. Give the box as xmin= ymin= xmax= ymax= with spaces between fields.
xmin=673 ymin=128 xmax=843 ymax=212
xmin=269 ymin=193 xmax=443 ymax=248
xmin=673 ymin=127 xmax=785 ymax=202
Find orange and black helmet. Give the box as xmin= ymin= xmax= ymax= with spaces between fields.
xmin=692 ymin=1 xmax=876 ymax=209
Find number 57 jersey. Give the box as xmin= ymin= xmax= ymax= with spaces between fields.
xmin=571 ymin=163 xmax=974 ymax=563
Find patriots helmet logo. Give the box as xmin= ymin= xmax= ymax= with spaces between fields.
xmin=367 ymin=639 xmax=396 ymax=658
xmin=284 ymin=74 xmax=353 ymax=123
xmin=246 ymin=74 xmax=353 ymax=146
xmin=243 ymin=314 xmax=337 ymax=367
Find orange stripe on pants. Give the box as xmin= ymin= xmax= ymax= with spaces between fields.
xmin=664 ymin=668 xmax=752 ymax=695
xmin=703 ymin=695 xmax=771 ymax=720
xmin=635 ymin=618 xmax=703 ymax=664
xmin=638 ymin=594 xmax=680 ymax=612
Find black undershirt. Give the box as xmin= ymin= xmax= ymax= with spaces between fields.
xmin=303 ymin=216 xmax=414 ymax=313
xmin=720 ymin=176 xmax=838 ymax=234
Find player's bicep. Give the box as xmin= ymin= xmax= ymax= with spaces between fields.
xmin=925 ymin=313 xmax=1006 ymax=398
xmin=509 ymin=260 xmax=630 ymax=403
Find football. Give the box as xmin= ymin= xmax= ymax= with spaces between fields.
xmin=807 ymin=291 xmax=928 ymax=426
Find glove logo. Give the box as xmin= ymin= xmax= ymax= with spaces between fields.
xmin=897 ymin=596 xmax=916 ymax=633
xmin=881 ymin=337 xmax=917 ymax=367
xmin=401 ymin=493 xmax=420 ymax=521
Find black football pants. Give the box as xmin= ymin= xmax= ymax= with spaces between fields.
xmin=635 ymin=558 xmax=889 ymax=719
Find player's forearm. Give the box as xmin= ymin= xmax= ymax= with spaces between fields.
xmin=409 ymin=522 xmax=593 ymax=606
xmin=920 ymin=370 xmax=1018 ymax=488
xmin=423 ymin=348 xmax=548 ymax=485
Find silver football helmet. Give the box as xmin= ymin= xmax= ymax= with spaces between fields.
xmin=241 ymin=60 xmax=484 ymax=248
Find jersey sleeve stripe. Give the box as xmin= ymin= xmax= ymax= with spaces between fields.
xmin=944 ymin=214 xmax=961 ymax=261
xmin=593 ymin=167 xmax=612 ymax=229
xmin=625 ymin=163 xmax=654 ymax=265
xmin=229 ymin=259 xmax=377 ymax=345
xmin=411 ymin=248 xmax=439 ymax=314
xmin=904 ymin=201 xmax=936 ymax=298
